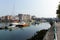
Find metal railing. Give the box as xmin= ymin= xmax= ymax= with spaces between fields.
xmin=54 ymin=22 xmax=57 ymax=40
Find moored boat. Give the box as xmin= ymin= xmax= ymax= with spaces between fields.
xmin=8 ymin=22 xmax=29 ymax=27
xmin=16 ymin=22 xmax=29 ymax=27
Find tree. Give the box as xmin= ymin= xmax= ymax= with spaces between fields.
xmin=56 ymin=3 xmax=60 ymax=18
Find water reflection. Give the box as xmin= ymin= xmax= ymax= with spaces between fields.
xmin=27 ymin=30 xmax=48 ymax=40
xmin=0 ymin=22 xmax=51 ymax=40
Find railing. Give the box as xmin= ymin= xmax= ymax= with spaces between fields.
xmin=54 ymin=22 xmax=57 ymax=40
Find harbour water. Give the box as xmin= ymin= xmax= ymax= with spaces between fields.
xmin=0 ymin=22 xmax=51 ymax=40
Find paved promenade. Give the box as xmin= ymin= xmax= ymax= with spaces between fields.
xmin=43 ymin=22 xmax=60 ymax=40
xmin=43 ymin=25 xmax=54 ymax=40
xmin=55 ymin=22 xmax=60 ymax=40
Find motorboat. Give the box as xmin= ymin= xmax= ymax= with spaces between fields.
xmin=8 ymin=22 xmax=29 ymax=27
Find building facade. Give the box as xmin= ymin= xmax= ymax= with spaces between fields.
xmin=18 ymin=14 xmax=31 ymax=22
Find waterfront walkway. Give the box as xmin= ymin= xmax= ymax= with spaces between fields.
xmin=43 ymin=25 xmax=54 ymax=40
xmin=55 ymin=22 xmax=60 ymax=40
xmin=43 ymin=22 xmax=60 ymax=40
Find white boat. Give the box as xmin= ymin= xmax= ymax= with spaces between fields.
xmin=8 ymin=22 xmax=29 ymax=27
xmin=8 ymin=23 xmax=19 ymax=27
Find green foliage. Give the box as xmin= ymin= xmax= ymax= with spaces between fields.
xmin=56 ymin=10 xmax=60 ymax=14
xmin=49 ymin=20 xmax=54 ymax=26
xmin=56 ymin=4 xmax=60 ymax=18
xmin=57 ymin=14 xmax=60 ymax=18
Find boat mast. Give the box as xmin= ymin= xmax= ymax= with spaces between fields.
xmin=12 ymin=0 xmax=15 ymax=16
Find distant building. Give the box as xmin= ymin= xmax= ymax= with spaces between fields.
xmin=0 ymin=14 xmax=32 ymax=23
xmin=11 ymin=16 xmax=19 ymax=23
xmin=18 ymin=14 xmax=23 ymax=21
xmin=0 ymin=15 xmax=19 ymax=22
xmin=31 ymin=16 xmax=36 ymax=20
xmin=0 ymin=17 xmax=1 ymax=22
xmin=4 ymin=15 xmax=13 ymax=22
xmin=1 ymin=16 xmax=5 ymax=20
xmin=18 ymin=14 xmax=31 ymax=22
xmin=5 ymin=15 xmax=12 ymax=20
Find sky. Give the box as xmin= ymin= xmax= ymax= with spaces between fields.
xmin=0 ymin=0 xmax=60 ymax=18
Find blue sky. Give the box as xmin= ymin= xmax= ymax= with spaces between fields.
xmin=0 ymin=0 xmax=60 ymax=18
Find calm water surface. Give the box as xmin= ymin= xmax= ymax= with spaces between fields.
xmin=0 ymin=22 xmax=51 ymax=40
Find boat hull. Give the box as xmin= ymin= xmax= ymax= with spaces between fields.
xmin=16 ymin=24 xmax=29 ymax=27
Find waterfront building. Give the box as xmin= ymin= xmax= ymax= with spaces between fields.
xmin=11 ymin=16 xmax=19 ymax=23
xmin=4 ymin=15 xmax=13 ymax=22
xmin=1 ymin=16 xmax=6 ymax=22
xmin=0 ymin=17 xmax=1 ymax=22
xmin=5 ymin=15 xmax=13 ymax=20
xmin=31 ymin=16 xmax=36 ymax=20
xmin=18 ymin=14 xmax=31 ymax=23
xmin=0 ymin=15 xmax=19 ymax=23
